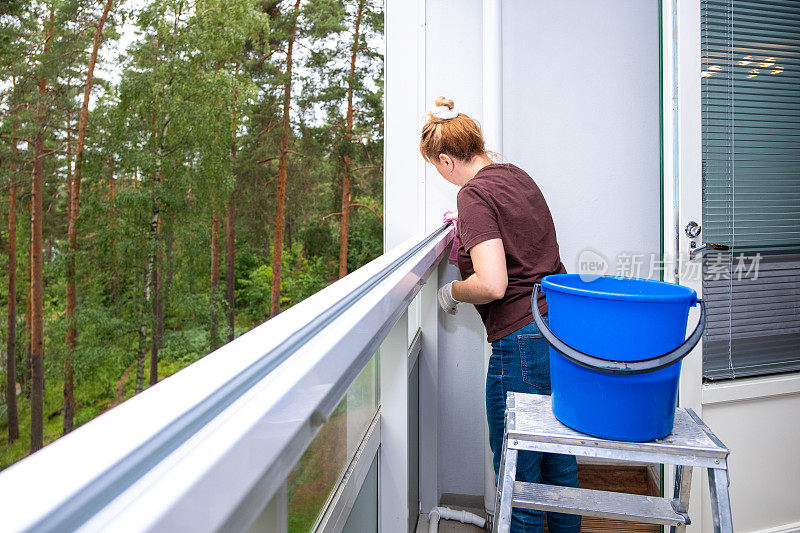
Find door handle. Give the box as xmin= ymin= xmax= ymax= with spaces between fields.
xmin=689 ymin=242 xmax=730 ymax=258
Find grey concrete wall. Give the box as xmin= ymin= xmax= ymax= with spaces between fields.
xmin=422 ymin=0 xmax=661 ymax=499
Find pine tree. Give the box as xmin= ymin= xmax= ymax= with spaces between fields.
xmin=29 ymin=3 xmax=55 ymax=454
xmin=5 ymin=119 xmax=20 ymax=443
xmin=302 ymin=0 xmax=383 ymax=277
xmin=269 ymin=0 xmax=302 ymax=318
xmin=64 ymin=0 xmax=115 ymax=436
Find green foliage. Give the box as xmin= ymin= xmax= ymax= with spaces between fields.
xmin=0 ymin=0 xmax=384 ymax=474
xmin=346 ymin=198 xmax=383 ymax=272
xmin=237 ymin=242 xmax=335 ymax=322
xmin=238 ymin=263 xmax=274 ymax=320
xmin=280 ymin=243 xmax=334 ymax=308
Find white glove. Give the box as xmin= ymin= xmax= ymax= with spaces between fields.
xmin=437 ymin=281 xmax=459 ymax=315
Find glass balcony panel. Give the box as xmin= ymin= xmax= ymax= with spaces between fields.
xmin=408 ymin=291 xmax=422 ymax=347
xmin=287 ymin=354 xmax=378 ymax=532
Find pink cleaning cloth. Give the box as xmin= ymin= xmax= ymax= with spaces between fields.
xmin=443 ymin=210 xmax=460 ymax=262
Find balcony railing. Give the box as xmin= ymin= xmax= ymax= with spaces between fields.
xmin=0 ymin=224 xmax=454 ymax=533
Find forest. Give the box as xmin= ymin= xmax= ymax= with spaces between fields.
xmin=0 ymin=0 xmax=384 ymax=470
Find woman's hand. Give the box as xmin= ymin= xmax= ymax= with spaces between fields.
xmin=451 ymin=239 xmax=508 ymax=304
xmin=442 ymin=210 xmax=460 ymax=262
xmin=437 ymin=281 xmax=459 ymax=315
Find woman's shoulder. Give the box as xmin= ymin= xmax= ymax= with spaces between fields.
xmin=459 ymin=164 xmax=532 ymax=207
xmin=473 ymin=162 xmax=531 ymax=182
xmin=469 ymin=163 xmax=537 ymax=193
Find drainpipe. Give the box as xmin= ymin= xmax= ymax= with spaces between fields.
xmin=482 ymin=0 xmax=502 ymax=524
xmin=428 ymin=506 xmax=486 ymax=533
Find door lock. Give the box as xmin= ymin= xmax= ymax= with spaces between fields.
xmin=685 ymin=221 xmax=702 ymax=239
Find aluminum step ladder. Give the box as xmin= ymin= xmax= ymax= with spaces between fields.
xmin=493 ymin=392 xmax=733 ymax=533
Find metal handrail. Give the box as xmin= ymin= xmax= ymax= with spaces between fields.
xmin=0 ymin=224 xmax=454 ymax=533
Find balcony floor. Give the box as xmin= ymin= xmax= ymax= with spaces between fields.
xmin=417 ymin=510 xmax=659 ymax=532
xmin=415 ymin=505 xmax=487 ymax=533
xmin=418 ymin=509 xmax=659 ymax=532
xmin=416 ymin=464 xmax=660 ymax=532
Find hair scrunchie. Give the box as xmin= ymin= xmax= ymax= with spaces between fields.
xmin=432 ymin=105 xmax=458 ymax=120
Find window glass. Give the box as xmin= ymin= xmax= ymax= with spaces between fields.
xmin=701 ymin=0 xmax=800 ymax=379
xmin=287 ymin=354 xmax=378 ymax=531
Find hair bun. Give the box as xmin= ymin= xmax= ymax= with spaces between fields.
xmin=431 ymin=96 xmax=458 ymax=120
xmin=433 ymin=96 xmax=454 ymax=110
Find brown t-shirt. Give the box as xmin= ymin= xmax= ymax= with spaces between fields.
xmin=456 ymin=163 xmax=566 ymax=342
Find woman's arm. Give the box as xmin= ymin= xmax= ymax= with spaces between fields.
xmin=451 ymin=238 xmax=508 ymax=304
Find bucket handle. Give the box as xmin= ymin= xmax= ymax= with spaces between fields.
xmin=532 ymin=284 xmax=706 ymax=375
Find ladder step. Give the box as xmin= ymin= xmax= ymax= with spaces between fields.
xmin=512 ymin=482 xmax=688 ymax=527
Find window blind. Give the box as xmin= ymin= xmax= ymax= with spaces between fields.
xmin=701 ymin=0 xmax=800 ymax=380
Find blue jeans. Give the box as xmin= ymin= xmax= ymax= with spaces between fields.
xmin=487 ymin=318 xmax=581 ymax=533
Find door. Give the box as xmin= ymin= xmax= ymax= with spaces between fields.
xmin=666 ymin=1 xmax=800 ymax=531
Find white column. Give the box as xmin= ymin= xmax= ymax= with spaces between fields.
xmin=482 ymin=0 xmax=503 ymax=156
xmin=384 ymin=0 xmax=427 ymax=529
xmin=418 ymin=269 xmax=439 ymax=513
xmin=384 ymin=0 xmax=425 ymax=250
xmin=379 ymin=312 xmax=410 ymax=533
xmin=482 ymin=0 xmax=503 ymax=519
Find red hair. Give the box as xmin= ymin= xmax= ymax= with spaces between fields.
xmin=420 ymin=97 xmax=486 ymax=163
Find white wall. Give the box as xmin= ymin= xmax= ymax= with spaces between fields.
xmin=420 ymin=0 xmax=661 ymax=499
xmin=700 ymin=387 xmax=800 ymax=532
xmin=503 ymin=0 xmax=661 ymax=275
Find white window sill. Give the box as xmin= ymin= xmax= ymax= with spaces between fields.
xmin=702 ymin=373 xmax=800 ymax=406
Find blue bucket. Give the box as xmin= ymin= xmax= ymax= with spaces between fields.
xmin=532 ymin=274 xmax=705 ymax=442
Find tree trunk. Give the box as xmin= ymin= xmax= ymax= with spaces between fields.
xmin=225 ymin=196 xmax=235 ymax=342
xmin=6 ymin=136 xmax=19 ymax=443
xmin=338 ymin=170 xmax=350 ymax=278
xmin=338 ymin=0 xmax=366 ymax=279
xmin=135 ymin=268 xmax=148 ymax=394
xmin=24 ymin=250 xmax=31 ymax=399
xmin=108 ymin=157 xmax=119 ymax=302
xmin=150 ymin=234 xmax=162 ymax=387
xmin=164 ymin=234 xmax=173 ymax=311
xmin=138 ymin=190 xmax=161 ymax=392
xmin=152 ymin=235 xmax=173 ymax=385
xmin=210 ymin=209 xmax=220 ymax=350
xmin=149 ymin=229 xmax=170 ymax=387
xmin=138 ymin=114 xmax=167 ymax=392
xmin=63 ymin=111 xmax=75 ymax=435
xmin=269 ymin=0 xmax=302 ymax=317
xmin=30 ymin=5 xmax=54 ymax=453
xmin=31 ymin=126 xmax=45 ymax=452
xmin=63 ymin=0 xmax=114 ymax=436
xmin=225 ymin=80 xmax=238 ymax=343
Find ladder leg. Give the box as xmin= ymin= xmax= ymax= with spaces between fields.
xmin=493 ymin=438 xmax=518 ymax=533
xmin=492 ymin=442 xmax=504 ymax=533
xmin=670 ymin=464 xmax=692 ymax=533
xmin=707 ymin=464 xmax=733 ymax=533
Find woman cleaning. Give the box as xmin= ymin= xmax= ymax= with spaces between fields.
xmin=420 ymin=97 xmax=581 ymax=533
